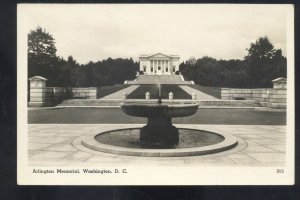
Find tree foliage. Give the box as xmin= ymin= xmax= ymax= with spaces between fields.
xmin=54 ymin=56 xmax=88 ymax=87
xmin=28 ymin=26 xmax=57 ymax=57
xmin=244 ymin=36 xmax=286 ymax=87
xmin=28 ymin=27 xmax=286 ymax=89
xmin=180 ymin=57 xmax=248 ymax=87
xmin=28 ymin=27 xmax=62 ymax=86
xmin=85 ymin=57 xmax=139 ymax=86
xmin=180 ymin=36 xmax=286 ymax=88
xmin=28 ymin=26 xmax=138 ymax=87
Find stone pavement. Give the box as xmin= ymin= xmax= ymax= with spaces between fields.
xmin=100 ymin=85 xmax=140 ymax=99
xmin=180 ymin=86 xmax=218 ymax=100
xmin=28 ymin=124 xmax=286 ymax=167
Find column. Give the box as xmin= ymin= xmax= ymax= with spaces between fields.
xmin=147 ymin=60 xmax=149 ymax=74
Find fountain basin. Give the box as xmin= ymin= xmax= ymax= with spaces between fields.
xmin=121 ymin=102 xmax=199 ymax=148
xmin=80 ymin=127 xmax=239 ymax=157
xmin=121 ymin=102 xmax=199 ymax=118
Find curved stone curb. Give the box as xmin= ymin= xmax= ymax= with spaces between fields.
xmin=80 ymin=128 xmax=238 ymax=157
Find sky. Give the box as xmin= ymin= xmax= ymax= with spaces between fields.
xmin=19 ymin=4 xmax=290 ymax=64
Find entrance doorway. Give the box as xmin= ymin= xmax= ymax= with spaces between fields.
xmin=157 ymin=66 xmax=162 ymax=75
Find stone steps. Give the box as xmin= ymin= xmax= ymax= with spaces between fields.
xmin=126 ymin=75 xmax=193 ymax=85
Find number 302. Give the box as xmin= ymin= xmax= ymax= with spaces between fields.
xmin=276 ymin=169 xmax=284 ymax=173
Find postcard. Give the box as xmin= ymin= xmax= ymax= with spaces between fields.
xmin=17 ymin=4 xmax=294 ymax=185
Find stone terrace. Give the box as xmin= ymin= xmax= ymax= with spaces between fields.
xmin=28 ymin=124 xmax=286 ymax=167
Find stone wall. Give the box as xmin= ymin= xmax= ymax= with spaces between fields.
xmin=221 ymin=88 xmax=286 ymax=109
xmin=29 ymin=86 xmax=97 ymax=107
xmin=65 ymin=88 xmax=97 ymax=99
xmin=28 ymin=76 xmax=98 ymax=107
xmin=52 ymin=87 xmax=66 ymax=104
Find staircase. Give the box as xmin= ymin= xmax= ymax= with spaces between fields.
xmin=126 ymin=75 xmax=194 ymax=85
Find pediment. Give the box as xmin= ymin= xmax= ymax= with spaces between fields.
xmin=148 ymin=53 xmax=170 ymax=58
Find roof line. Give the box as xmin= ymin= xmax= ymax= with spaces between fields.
xmin=139 ymin=53 xmax=180 ymax=58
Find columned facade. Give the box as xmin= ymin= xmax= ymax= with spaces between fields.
xmin=139 ymin=53 xmax=180 ymax=75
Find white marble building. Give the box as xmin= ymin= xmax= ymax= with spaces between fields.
xmin=139 ymin=53 xmax=180 ymax=75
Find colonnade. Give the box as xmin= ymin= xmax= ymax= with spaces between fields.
xmin=149 ymin=60 xmax=173 ymax=74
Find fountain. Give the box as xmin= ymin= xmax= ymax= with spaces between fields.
xmin=80 ymin=84 xmax=238 ymax=157
xmin=121 ymin=84 xmax=198 ymax=148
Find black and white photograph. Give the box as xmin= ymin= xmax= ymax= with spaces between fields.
xmin=17 ymin=4 xmax=294 ymax=185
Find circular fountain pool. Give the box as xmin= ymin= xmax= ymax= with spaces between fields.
xmin=81 ymin=127 xmax=238 ymax=157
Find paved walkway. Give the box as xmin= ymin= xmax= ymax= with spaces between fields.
xmin=180 ymin=85 xmax=217 ymax=100
xmin=100 ymin=85 xmax=139 ymax=99
xmin=27 ymin=124 xmax=285 ymax=167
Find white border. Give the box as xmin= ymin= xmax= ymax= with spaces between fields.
xmin=17 ymin=4 xmax=295 ymax=185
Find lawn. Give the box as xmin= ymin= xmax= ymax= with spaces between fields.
xmin=28 ymin=107 xmax=286 ymax=125
xmin=97 ymin=85 xmax=130 ymax=98
xmin=188 ymin=85 xmax=221 ymax=99
xmin=127 ymin=84 xmax=192 ymax=99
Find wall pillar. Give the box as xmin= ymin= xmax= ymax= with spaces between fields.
xmin=221 ymin=88 xmax=230 ymax=100
xmin=269 ymin=88 xmax=286 ymax=109
xmin=88 ymin=87 xmax=97 ymax=99
xmin=28 ymin=76 xmax=51 ymax=107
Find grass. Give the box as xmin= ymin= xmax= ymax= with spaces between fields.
xmin=188 ymin=85 xmax=221 ymax=99
xmin=28 ymin=107 xmax=286 ymax=125
xmin=97 ymin=85 xmax=130 ymax=98
xmin=96 ymin=84 xmax=221 ymax=99
xmin=127 ymin=84 xmax=192 ymax=99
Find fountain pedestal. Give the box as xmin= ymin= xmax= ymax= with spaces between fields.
xmin=141 ymin=117 xmax=179 ymax=148
xmin=121 ymin=102 xmax=199 ymax=149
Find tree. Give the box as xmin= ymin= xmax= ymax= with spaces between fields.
xmin=244 ymin=36 xmax=286 ymax=87
xmin=84 ymin=58 xmax=138 ymax=86
xmin=27 ymin=27 xmax=139 ymax=87
xmin=56 ymin=56 xmax=87 ymax=87
xmin=28 ymin=27 xmax=61 ymax=86
xmin=28 ymin=26 xmax=57 ymax=57
xmin=186 ymin=57 xmax=196 ymax=66
xmin=180 ymin=56 xmax=250 ymax=87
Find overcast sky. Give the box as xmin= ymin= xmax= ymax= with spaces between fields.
xmin=20 ymin=4 xmax=290 ymax=64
